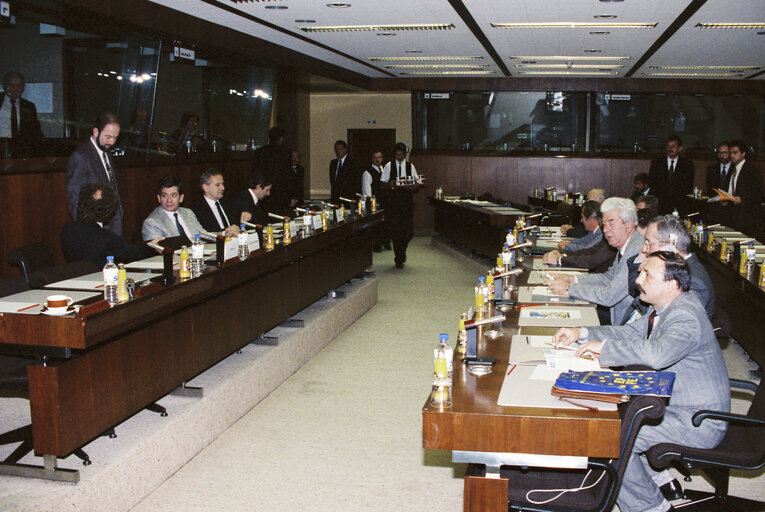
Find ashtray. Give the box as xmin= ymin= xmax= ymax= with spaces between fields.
xmin=467 ymin=365 xmax=493 ymax=376
xmin=486 ymin=330 xmax=503 ymax=339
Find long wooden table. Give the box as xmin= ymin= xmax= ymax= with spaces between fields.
xmin=0 ymin=211 xmax=381 ymax=481
xmin=422 ymin=258 xmax=621 ymax=512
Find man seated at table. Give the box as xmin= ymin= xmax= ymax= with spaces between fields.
xmin=621 ymin=215 xmax=715 ymax=324
xmin=62 ymin=183 xmax=161 ymax=267
xmin=553 ymin=251 xmax=729 ymax=512
xmin=190 ymin=168 xmax=240 ymax=237
xmin=546 ymin=197 xmax=644 ymax=325
xmin=142 ymin=176 xmax=206 ymax=244
xmin=635 ymin=194 xmax=659 ymax=213
xmin=542 ymin=201 xmax=616 ymax=273
xmin=559 ymin=188 xmax=607 ymax=238
xmin=234 ymin=171 xmax=272 ymax=226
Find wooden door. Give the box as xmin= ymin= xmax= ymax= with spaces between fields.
xmin=347 ymin=128 xmax=396 ymax=170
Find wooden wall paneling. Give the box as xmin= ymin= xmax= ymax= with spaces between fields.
xmin=609 ymin=159 xmax=649 ymax=199
xmin=561 ymin=158 xmax=611 ymax=199
xmin=471 ymin=157 xmax=517 ymax=202
xmin=410 ymin=154 xmax=472 ymax=230
xmin=464 ymin=469 xmax=509 ymax=512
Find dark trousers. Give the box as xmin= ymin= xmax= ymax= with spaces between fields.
xmin=386 ymin=189 xmax=414 ymax=265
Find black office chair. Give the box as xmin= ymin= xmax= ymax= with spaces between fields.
xmin=502 ymin=395 xmax=666 ymax=512
xmin=28 ymin=259 xmax=99 ymax=288
xmin=0 ymin=276 xmax=30 ymax=298
xmin=646 ymin=379 xmax=765 ymax=511
xmin=6 ymin=242 xmax=54 ymax=285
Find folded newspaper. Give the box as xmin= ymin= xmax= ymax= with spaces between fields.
xmin=551 ymin=370 xmax=675 ymax=404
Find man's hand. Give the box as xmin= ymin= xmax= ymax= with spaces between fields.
xmin=149 ymin=237 xmax=165 ymax=253
xmin=546 ymin=279 xmax=570 ymax=295
xmin=552 ymin=327 xmax=581 ymax=348
xmin=224 ymin=225 xmax=240 ymax=238
xmin=731 ymin=196 xmax=742 ymax=205
xmin=575 ymin=341 xmax=603 ymax=359
xmin=240 ymin=211 xmax=252 ymax=223
xmin=556 ymin=240 xmax=568 ymax=251
xmin=560 ymin=224 xmax=572 ymax=236
xmin=543 ymin=250 xmax=561 ymax=265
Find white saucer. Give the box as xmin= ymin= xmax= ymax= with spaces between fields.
xmin=41 ymin=306 xmax=75 ymax=317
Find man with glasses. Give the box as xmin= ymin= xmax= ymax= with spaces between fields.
xmin=705 ymin=142 xmax=731 ymax=194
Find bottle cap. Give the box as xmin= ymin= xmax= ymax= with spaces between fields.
xmin=439 ymin=333 xmax=448 ymax=342
xmin=241 ymin=223 xmax=246 ymax=229
xmin=106 ymin=256 xmax=114 ymax=262
xmin=195 ymin=234 xmax=201 ymax=240
xmin=478 ymin=276 xmax=485 ymax=282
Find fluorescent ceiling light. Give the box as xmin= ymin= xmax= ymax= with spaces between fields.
xmin=301 ymin=23 xmax=454 ymax=33
xmin=491 ymin=22 xmax=656 ymax=29
xmin=649 ymin=65 xmax=759 ymax=70
xmin=384 ymin=64 xmax=490 ymax=69
xmin=517 ymin=71 xmax=619 ymax=76
xmin=370 ymin=56 xmax=483 ymax=61
xmin=514 ymin=63 xmax=624 ymax=69
xmin=398 ymin=70 xmax=496 ymax=75
xmin=642 ymin=72 xmax=745 ymax=77
xmin=509 ymin=55 xmax=629 ymax=61
xmin=695 ymin=23 xmax=765 ymax=29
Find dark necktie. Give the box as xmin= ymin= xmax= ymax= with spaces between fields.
xmin=215 ymin=200 xmax=229 ymax=229
xmin=646 ymin=310 xmax=657 ymax=338
xmin=174 ymin=212 xmax=190 ymax=244
xmin=336 ymin=160 xmax=342 ymax=180
xmin=721 ymin=164 xmax=728 ymax=183
xmin=616 ymin=251 xmax=622 ymax=264
xmin=10 ymin=99 xmax=18 ymax=139
xmin=102 ymin=152 xmax=115 ymax=185
xmin=668 ymin=160 xmax=675 ymax=179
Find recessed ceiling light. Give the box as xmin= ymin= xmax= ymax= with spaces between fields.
xmin=695 ymin=22 xmax=765 ymax=29
xmin=265 ymin=5 xmax=288 ymax=9
xmin=590 ymin=31 xmax=611 ymax=35
xmin=643 ymin=72 xmax=745 ymax=77
xmin=326 ymin=3 xmax=351 ymax=7
xmin=594 ymin=15 xmax=618 ymax=19
xmin=518 ymin=71 xmax=618 ymax=76
xmin=514 ymin=63 xmax=623 ymax=69
xmin=294 ymin=19 xmax=316 ymax=23
xmin=649 ymin=65 xmax=760 ymax=70
xmin=491 ymin=22 xmax=655 ymax=29
xmin=370 ymin=56 xmax=483 ymax=62
xmin=510 ymin=55 xmax=629 ymax=61
xmin=301 ymin=23 xmax=455 ymax=33
xmin=406 ymin=50 xmax=423 ymax=53
xmin=585 ymin=49 xmax=603 ymax=53
xmin=384 ymin=64 xmax=491 ymax=69
xmin=397 ymin=70 xmax=495 ymax=76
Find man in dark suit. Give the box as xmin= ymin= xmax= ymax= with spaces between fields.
xmin=647 ymin=135 xmax=695 ymax=214
xmin=61 ymin=183 xmax=159 ymax=267
xmin=630 ymin=172 xmax=651 ymax=203
xmin=253 ymin=126 xmax=292 ymax=213
xmin=234 ymin=171 xmax=272 ymax=227
xmin=720 ymin=140 xmax=763 ymax=238
xmin=190 ymin=169 xmax=240 ymax=236
xmin=65 ymin=112 xmax=123 ymax=236
xmin=705 ymin=142 xmax=732 ymax=194
xmin=288 ymin=149 xmax=306 ymax=208
xmin=0 ymin=71 xmax=42 ymax=156
xmin=329 ymin=140 xmax=360 ymax=205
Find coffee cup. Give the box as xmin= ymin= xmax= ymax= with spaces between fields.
xmin=47 ymin=295 xmax=73 ymax=313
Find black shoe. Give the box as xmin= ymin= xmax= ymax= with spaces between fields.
xmin=395 ymin=262 xmax=404 ymax=269
xmin=383 ymin=243 xmax=391 ymax=250
xmin=373 ymin=244 xmax=382 ymax=252
xmin=660 ymin=479 xmax=684 ymax=502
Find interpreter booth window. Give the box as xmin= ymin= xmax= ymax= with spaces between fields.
xmin=151 ymin=51 xmax=275 ymax=154
xmin=65 ymin=38 xmax=160 ymax=157
xmin=415 ymin=91 xmax=585 ymax=151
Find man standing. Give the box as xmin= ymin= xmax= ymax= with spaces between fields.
xmin=648 ymin=135 xmax=695 ymax=214
xmin=546 ymin=197 xmax=644 ymax=324
xmin=706 ymin=142 xmax=732 ymax=194
xmin=362 ymin=150 xmax=389 ymax=252
xmin=288 ymin=150 xmax=306 ymax=208
xmin=190 ymin=169 xmax=240 ymax=237
xmin=142 ymin=176 xmax=205 ymax=244
xmin=380 ymin=143 xmax=419 ymax=268
xmin=234 ymin=171 xmax=272 ymax=227
xmin=253 ymin=126 xmax=291 ymax=213
xmin=329 ymin=140 xmax=359 ymax=205
xmin=66 ymin=112 xmax=123 ymax=236
xmin=720 ymin=140 xmax=763 ymax=238
xmin=553 ymin=251 xmax=729 ymax=512
xmin=0 ymin=71 xmax=42 ymax=155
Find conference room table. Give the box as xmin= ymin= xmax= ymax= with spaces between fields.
xmin=422 ymin=251 xmax=621 ymax=512
xmin=0 ymin=210 xmax=382 ymax=482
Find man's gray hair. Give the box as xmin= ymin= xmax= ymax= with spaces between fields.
xmin=587 ymin=188 xmax=607 ymax=203
xmin=600 ymin=197 xmax=637 ymax=225
xmin=199 ymin=168 xmax=222 ymax=188
xmin=651 ymin=215 xmax=691 ymax=255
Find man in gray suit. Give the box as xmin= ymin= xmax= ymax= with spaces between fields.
xmin=66 ymin=112 xmax=123 ymax=236
xmin=553 ymin=251 xmax=730 ymax=512
xmin=142 ymin=176 xmax=205 ymax=244
xmin=546 ymin=197 xmax=645 ymax=325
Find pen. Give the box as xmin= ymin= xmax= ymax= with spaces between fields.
xmin=17 ymin=303 xmax=40 ymax=312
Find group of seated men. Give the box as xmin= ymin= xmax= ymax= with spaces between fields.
xmin=540 ymin=191 xmax=725 ymax=512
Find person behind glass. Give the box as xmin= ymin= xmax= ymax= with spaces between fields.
xmin=380 ymin=143 xmax=419 ymax=268
xmin=66 ymin=112 xmax=123 ymax=236
xmin=122 ymin=108 xmax=149 ymax=153
xmin=719 ymin=140 xmax=763 ymax=238
xmin=288 ymin=150 xmax=306 ymax=208
xmin=0 ymin=71 xmax=42 ymax=156
xmin=648 ymin=134 xmax=695 ymax=214
xmin=190 ymin=169 xmax=240 ymax=237
xmin=329 ymin=140 xmax=359 ymax=205
xmin=235 ymin=171 xmax=272 ymax=227
xmin=362 ymin=150 xmax=389 ymax=252
xmin=169 ymin=111 xmax=203 ymax=153
xmin=631 ymin=172 xmax=651 ymax=203
xmin=253 ymin=126 xmax=292 ymax=212
xmin=142 ymin=176 xmax=205 ymax=244
xmin=61 ymin=183 xmax=161 ymax=267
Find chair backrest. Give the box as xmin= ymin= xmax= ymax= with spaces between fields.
xmin=716 ymin=382 xmax=765 ymax=468
xmin=6 ymin=243 xmax=54 ymax=284
xmin=28 ymin=260 xmax=100 ymax=288
xmin=0 ymin=276 xmax=31 ymax=298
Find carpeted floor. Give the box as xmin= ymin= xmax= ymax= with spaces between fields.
xmin=130 ymin=236 xmax=763 ymax=512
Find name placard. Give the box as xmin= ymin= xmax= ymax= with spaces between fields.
xmin=223 ymin=238 xmax=239 ymax=261
xmin=248 ymin=232 xmax=260 ymax=252
xmin=336 ymin=209 xmax=344 ymax=223
xmin=313 ymin=214 xmax=323 ymax=230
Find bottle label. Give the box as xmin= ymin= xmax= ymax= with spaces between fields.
xmin=238 ymin=232 xmax=248 ymax=245
xmin=103 ymin=268 xmax=118 ymax=285
xmin=192 ymin=244 xmax=204 ymax=259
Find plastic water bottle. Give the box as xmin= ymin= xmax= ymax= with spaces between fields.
xmin=303 ymin=208 xmax=313 ymax=236
xmin=103 ymin=256 xmax=119 ymax=306
xmin=747 ymin=241 xmax=757 ymax=262
xmin=672 ymin=207 xmax=679 ymax=217
xmin=505 ymin=229 xmax=515 ymax=247
xmin=238 ymin=224 xmax=249 ymax=261
xmin=433 ymin=333 xmax=452 ymax=385
xmin=191 ymin=235 xmax=205 ymax=277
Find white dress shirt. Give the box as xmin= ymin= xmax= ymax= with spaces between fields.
xmin=0 ymin=96 xmax=20 ymax=138
xmin=361 ymin=165 xmax=381 ymax=196
xmin=163 ymin=208 xmax=193 ymax=238
xmin=204 ymin=196 xmax=229 ymax=229
xmin=380 ymin=160 xmax=419 ymax=183
xmin=727 ymin=159 xmax=745 ymax=195
xmin=89 ymin=136 xmax=113 ymax=182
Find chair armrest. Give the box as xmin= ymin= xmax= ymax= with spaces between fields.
xmin=729 ymin=379 xmax=758 ymax=392
xmin=692 ymin=410 xmax=765 ymax=428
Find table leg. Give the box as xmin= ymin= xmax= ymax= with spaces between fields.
xmin=463 ymin=463 xmax=508 ymax=512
